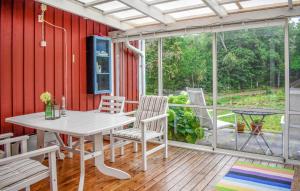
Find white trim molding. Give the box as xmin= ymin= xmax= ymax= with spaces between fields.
xmin=110 ymin=6 xmax=300 ymax=40
xmin=35 ymin=0 xmax=133 ymax=31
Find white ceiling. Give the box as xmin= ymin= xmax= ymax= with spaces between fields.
xmin=36 ymin=0 xmax=300 ymax=36
xmin=76 ymin=0 xmax=298 ymax=27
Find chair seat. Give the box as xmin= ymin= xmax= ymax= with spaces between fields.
xmin=113 ymin=128 xmax=162 ymax=141
xmin=217 ymin=120 xmax=234 ymax=129
xmin=0 ymin=159 xmax=48 ymax=190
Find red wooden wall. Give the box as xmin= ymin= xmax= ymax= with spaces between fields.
xmin=0 ymin=0 xmax=139 ymax=136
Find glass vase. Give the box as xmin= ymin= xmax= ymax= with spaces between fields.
xmin=45 ymin=103 xmax=53 ymax=120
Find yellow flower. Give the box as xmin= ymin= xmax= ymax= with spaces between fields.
xmin=40 ymin=92 xmax=52 ymax=104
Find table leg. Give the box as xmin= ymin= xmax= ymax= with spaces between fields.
xmin=94 ymin=133 xmax=131 ymax=179
xmin=240 ymin=114 xmax=253 ymax=151
xmin=259 ymin=133 xmax=273 ymax=155
xmin=78 ymin=137 xmax=85 ymax=191
xmin=36 ymin=130 xmax=45 ymax=161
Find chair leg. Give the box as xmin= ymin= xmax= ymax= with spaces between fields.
xmin=120 ymin=142 xmax=125 ymax=156
xmin=68 ymin=135 xmax=73 ymax=158
xmin=133 ymin=142 xmax=138 ymax=153
xmin=142 ymin=140 xmax=147 ymax=171
xmin=164 ymin=137 xmax=168 ymax=159
xmin=110 ymin=131 xmax=115 ymax=163
xmin=25 ymin=186 xmax=30 ymax=191
xmin=164 ymin=128 xmax=168 ymax=159
xmin=49 ymin=150 xmax=58 ymax=191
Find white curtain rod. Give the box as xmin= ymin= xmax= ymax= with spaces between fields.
xmin=112 ymin=19 xmax=286 ymax=43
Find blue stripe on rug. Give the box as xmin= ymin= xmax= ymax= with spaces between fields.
xmin=229 ymin=171 xmax=292 ymax=186
xmin=226 ymin=172 xmax=291 ymax=189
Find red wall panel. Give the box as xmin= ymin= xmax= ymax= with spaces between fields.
xmin=0 ymin=0 xmax=139 ymax=135
xmin=23 ymin=0 xmax=35 ymax=135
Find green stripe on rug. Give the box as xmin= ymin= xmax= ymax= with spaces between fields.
xmin=216 ymin=185 xmax=237 ymax=191
xmin=235 ymin=161 xmax=294 ymax=174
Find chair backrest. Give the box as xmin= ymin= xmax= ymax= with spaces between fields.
xmin=186 ymin=87 xmax=213 ymax=129
xmin=133 ymin=96 xmax=168 ymax=132
xmin=290 ymin=88 xmax=300 ymax=128
xmin=98 ymin=96 xmax=125 ymax=114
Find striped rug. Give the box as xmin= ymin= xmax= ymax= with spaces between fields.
xmin=216 ymin=161 xmax=295 ymax=191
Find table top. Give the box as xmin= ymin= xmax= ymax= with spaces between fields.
xmin=5 ymin=111 xmax=136 ymax=137
xmin=232 ymin=110 xmax=276 ymax=116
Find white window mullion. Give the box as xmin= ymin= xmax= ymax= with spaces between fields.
xmin=212 ymin=33 xmax=218 ymax=150
xmin=283 ymin=19 xmax=290 ymax=161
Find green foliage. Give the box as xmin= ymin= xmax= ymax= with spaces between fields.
xmin=145 ymin=19 xmax=300 ymax=141
xmin=167 ymin=92 xmax=205 ymax=144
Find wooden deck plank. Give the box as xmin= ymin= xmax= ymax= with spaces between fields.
xmin=179 ymin=154 xmax=226 ymax=191
xmin=148 ymin=152 xmax=212 ymax=191
xmin=203 ymin=156 xmax=239 ymax=191
xmin=192 ymin=155 xmax=233 ymax=190
xmin=110 ymin=148 xmax=189 ymax=191
xmin=107 ymin=147 xmax=189 ymax=191
xmin=30 ymin=144 xmax=299 ymax=191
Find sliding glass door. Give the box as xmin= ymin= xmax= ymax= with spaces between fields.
xmin=288 ymin=17 xmax=300 ymax=160
xmin=144 ymin=20 xmax=300 ymax=162
xmin=216 ymin=26 xmax=285 ymax=157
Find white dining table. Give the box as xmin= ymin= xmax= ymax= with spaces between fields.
xmin=5 ymin=110 xmax=136 ymax=191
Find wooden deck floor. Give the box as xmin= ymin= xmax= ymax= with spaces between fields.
xmin=32 ymin=143 xmax=299 ymax=191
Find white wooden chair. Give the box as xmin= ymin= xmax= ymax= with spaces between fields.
xmin=186 ymin=88 xmax=235 ymax=130
xmin=97 ymin=96 xmax=125 ymax=115
xmin=0 ymin=133 xmax=13 ymax=159
xmin=110 ymin=95 xmax=168 ymax=171
xmin=0 ymin=134 xmax=59 ymax=191
xmin=68 ymin=96 xmax=125 ymax=157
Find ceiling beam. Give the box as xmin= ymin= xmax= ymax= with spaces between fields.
xmin=163 ymin=0 xmax=249 ymax=14
xmin=288 ymin=0 xmax=293 ymax=9
xmin=105 ymin=0 xmax=249 ymax=17
xmin=202 ymin=0 xmax=228 ymax=18
xmin=146 ymin=0 xmax=177 ymax=6
xmin=118 ymin=0 xmax=175 ymax=24
xmin=84 ymin=0 xmax=111 ymax=7
xmin=35 ymin=0 xmax=133 ymax=31
xmin=112 ymin=20 xmax=285 ymax=42
xmin=110 ymin=5 xmax=300 ymax=38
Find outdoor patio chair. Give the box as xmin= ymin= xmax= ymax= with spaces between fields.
xmin=110 ymin=95 xmax=168 ymax=171
xmin=68 ymin=96 xmax=126 ymax=157
xmin=0 ymin=133 xmax=13 ymax=159
xmin=186 ymin=87 xmax=235 ymax=131
xmin=0 ymin=133 xmax=58 ymax=191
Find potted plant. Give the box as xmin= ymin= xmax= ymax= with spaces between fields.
xmin=250 ymin=119 xmax=264 ymax=135
xmin=236 ymin=121 xmax=245 ymax=133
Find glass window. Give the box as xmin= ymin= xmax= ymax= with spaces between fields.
xmin=168 ymin=8 xmax=214 ymax=20
xmin=289 ymin=17 xmax=300 ymax=160
xmin=216 ymin=26 xmax=285 ymax=157
xmin=94 ymin=1 xmax=127 ymax=11
xmin=154 ymin=0 xmax=204 ymax=12
xmin=145 ymin=39 xmax=159 ymax=95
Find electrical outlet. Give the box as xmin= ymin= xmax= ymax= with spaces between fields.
xmin=40 ymin=40 xmax=47 ymax=47
xmin=38 ymin=15 xmax=44 ymax=23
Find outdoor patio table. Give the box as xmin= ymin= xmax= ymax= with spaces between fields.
xmin=5 ymin=110 xmax=135 ymax=191
xmin=232 ymin=110 xmax=276 ymax=155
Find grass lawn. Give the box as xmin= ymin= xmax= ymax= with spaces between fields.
xmin=215 ymin=88 xmax=285 ymax=133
